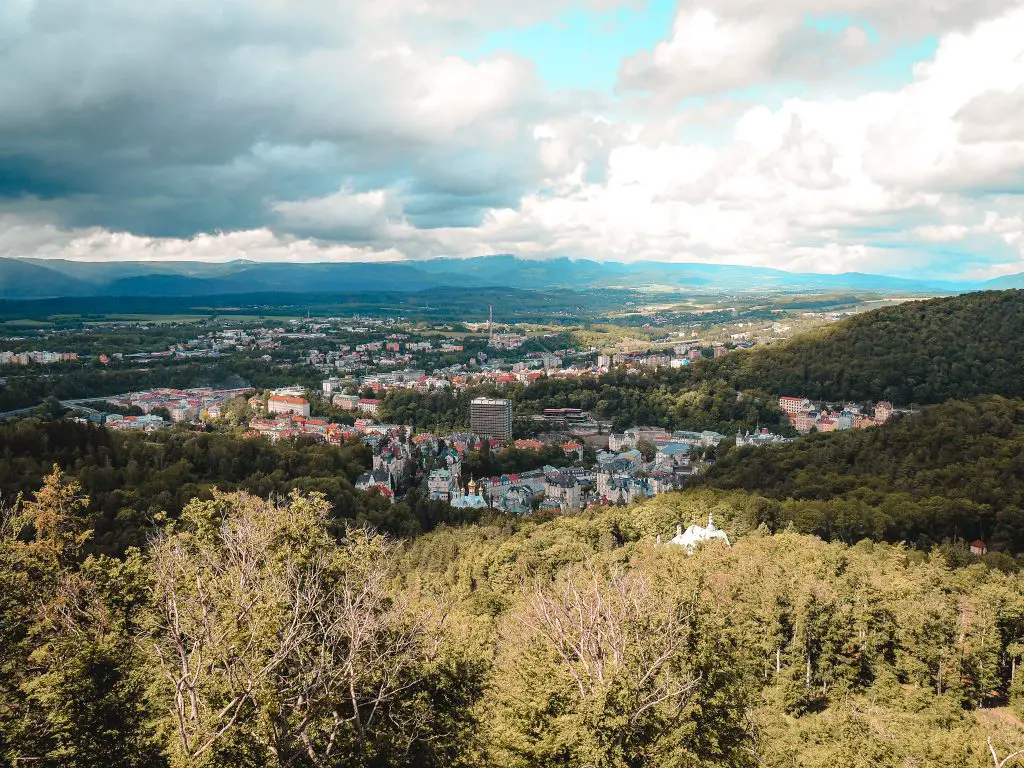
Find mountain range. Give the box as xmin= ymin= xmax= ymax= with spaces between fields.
xmin=0 ymin=255 xmax=1016 ymax=300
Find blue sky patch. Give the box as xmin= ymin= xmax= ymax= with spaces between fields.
xmin=462 ymin=0 xmax=676 ymax=92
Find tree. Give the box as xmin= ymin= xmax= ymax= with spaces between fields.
xmin=147 ymin=490 xmax=451 ymax=767
xmin=486 ymin=563 xmax=751 ymax=767
xmin=0 ymin=471 xmax=162 ymax=768
xmin=636 ymin=439 xmax=657 ymax=463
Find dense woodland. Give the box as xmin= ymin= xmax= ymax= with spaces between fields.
xmin=705 ymin=290 xmax=1024 ymax=404
xmin=702 ymin=396 xmax=1024 ymax=552
xmin=3 ymin=476 xmax=1024 ymax=767
xmin=0 ymin=420 xmax=474 ymax=554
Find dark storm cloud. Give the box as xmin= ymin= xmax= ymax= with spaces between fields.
xmin=0 ymin=0 xmax=554 ymax=241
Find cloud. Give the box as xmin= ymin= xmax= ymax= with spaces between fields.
xmin=0 ymin=0 xmax=1023 ymax=280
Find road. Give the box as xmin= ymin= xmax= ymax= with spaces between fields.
xmin=0 ymin=396 xmax=122 ymax=421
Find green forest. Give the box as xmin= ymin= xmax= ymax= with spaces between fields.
xmin=704 ymin=290 xmax=1024 ymax=404
xmin=5 ymin=289 xmax=1024 ymax=765
xmin=0 ymin=420 xmax=474 ymax=555
xmin=702 ymin=396 xmax=1024 ymax=552
xmin=4 ymin=474 xmax=1024 ymax=767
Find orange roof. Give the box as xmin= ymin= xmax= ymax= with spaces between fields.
xmin=269 ymin=395 xmax=308 ymax=405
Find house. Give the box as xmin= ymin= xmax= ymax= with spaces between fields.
xmin=561 ymin=440 xmax=583 ymax=460
xmin=655 ymin=442 xmax=691 ymax=467
xmin=608 ymin=433 xmax=634 ymax=452
xmin=792 ymin=411 xmax=819 ymax=433
xmin=489 ymin=484 xmax=536 ymax=515
xmin=268 ymin=395 xmax=311 ymax=417
xmin=970 ymin=539 xmax=988 ymax=556
xmin=514 ymin=439 xmax=544 ymax=452
xmin=874 ymin=401 xmax=895 ymax=421
xmin=355 ymin=468 xmax=394 ymax=502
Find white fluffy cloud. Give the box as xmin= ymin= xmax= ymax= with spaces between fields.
xmin=2 ymin=0 xmax=1024 ymax=279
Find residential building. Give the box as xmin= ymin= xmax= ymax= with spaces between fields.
xmin=544 ymin=475 xmax=582 ymax=510
xmin=355 ymin=468 xmax=394 ymax=502
xmin=779 ymin=396 xmax=812 ymax=414
xmin=874 ymin=401 xmax=895 ymax=421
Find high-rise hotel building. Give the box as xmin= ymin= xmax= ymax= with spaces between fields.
xmin=470 ymin=397 xmax=513 ymax=441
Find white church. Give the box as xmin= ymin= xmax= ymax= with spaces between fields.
xmin=669 ymin=514 xmax=731 ymax=554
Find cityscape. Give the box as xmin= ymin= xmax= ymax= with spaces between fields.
xmin=2 ymin=0 xmax=1024 ymax=765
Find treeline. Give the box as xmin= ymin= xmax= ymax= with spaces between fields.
xmin=3 ymin=478 xmax=1024 ymax=767
xmin=380 ymin=371 xmax=791 ymax=434
xmin=704 ymin=290 xmax=1024 ymax=404
xmin=701 ymin=396 xmax=1024 ymax=552
xmin=0 ymin=354 xmax=324 ymax=412
xmin=0 ymin=419 xmax=472 ymax=554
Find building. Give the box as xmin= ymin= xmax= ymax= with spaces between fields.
xmin=874 ymin=401 xmax=894 ymax=421
xmin=779 ymin=396 xmax=812 ymax=414
xmin=427 ymin=468 xmax=457 ymax=501
xmin=169 ymin=405 xmax=197 ymax=423
xmin=355 ymin=468 xmax=394 ymax=502
xmin=970 ymin=539 xmax=988 ymax=556
xmin=357 ymin=398 xmax=381 ymax=415
xmin=470 ymin=397 xmax=513 ymax=441
xmin=333 ymin=394 xmax=360 ymax=410
xmin=450 ymin=478 xmax=489 ymax=509
xmin=322 ymin=377 xmax=345 ymax=396
xmin=268 ymin=395 xmax=311 ymax=417
xmin=669 ymin=515 xmax=731 ymax=554
xmin=544 ymin=475 xmax=582 ymax=510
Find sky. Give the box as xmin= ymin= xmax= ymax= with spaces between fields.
xmin=0 ymin=0 xmax=1023 ymax=280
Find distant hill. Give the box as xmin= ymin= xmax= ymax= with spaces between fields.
xmin=0 ymin=255 xmax=972 ymax=299
xmin=704 ymin=289 xmax=1024 ymax=404
xmin=984 ymin=272 xmax=1024 ymax=289
xmin=0 ymin=258 xmax=94 ymax=299
xmin=701 ymin=395 xmax=1024 ymax=550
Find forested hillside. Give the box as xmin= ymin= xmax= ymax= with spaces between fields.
xmin=3 ymin=476 xmax=1024 ymax=767
xmin=706 ymin=290 xmax=1024 ymax=404
xmin=0 ymin=420 xmax=471 ymax=554
xmin=702 ymin=396 xmax=1024 ymax=552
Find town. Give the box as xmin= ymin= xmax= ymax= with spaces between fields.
xmin=69 ymin=369 xmax=899 ymax=515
